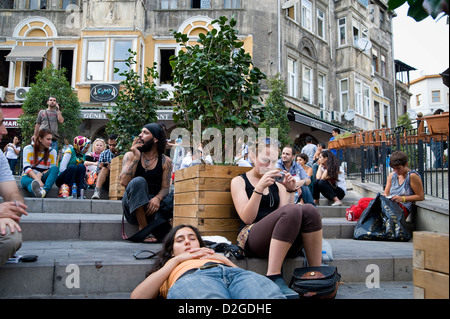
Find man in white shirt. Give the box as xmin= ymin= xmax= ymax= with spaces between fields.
xmin=0 ymin=108 xmax=28 ymax=265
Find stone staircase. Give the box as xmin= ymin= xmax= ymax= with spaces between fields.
xmin=0 ymin=179 xmax=415 ymax=299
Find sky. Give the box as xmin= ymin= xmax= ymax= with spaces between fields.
xmin=392 ymin=3 xmax=449 ymax=80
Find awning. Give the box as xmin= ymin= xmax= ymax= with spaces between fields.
xmin=288 ymin=109 xmax=339 ymax=134
xmin=5 ymin=46 xmax=51 ymax=62
xmin=1 ymin=107 xmax=23 ymax=128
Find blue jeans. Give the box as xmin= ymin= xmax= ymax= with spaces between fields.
xmin=21 ymin=166 xmax=60 ymax=194
xmin=167 ymin=264 xmax=286 ymax=299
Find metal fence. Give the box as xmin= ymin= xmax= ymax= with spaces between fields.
xmin=342 ymin=126 xmax=449 ymax=200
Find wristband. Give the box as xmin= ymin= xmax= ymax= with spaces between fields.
xmin=402 ymin=196 xmax=406 ymax=203
xmin=253 ymin=190 xmax=263 ymax=195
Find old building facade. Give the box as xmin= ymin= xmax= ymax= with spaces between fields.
xmin=0 ymin=0 xmax=397 ymax=149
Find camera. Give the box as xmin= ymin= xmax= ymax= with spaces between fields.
xmin=275 ymin=172 xmax=285 ymax=183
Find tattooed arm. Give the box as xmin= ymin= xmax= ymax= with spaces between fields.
xmin=145 ymin=155 xmax=173 ymax=216
xmin=119 ymin=138 xmax=142 ymax=187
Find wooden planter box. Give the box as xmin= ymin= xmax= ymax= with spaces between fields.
xmin=413 ymin=231 xmax=449 ymax=299
xmin=173 ymin=164 xmax=251 ymax=242
xmin=423 ymin=112 xmax=449 ymax=135
xmin=109 ymin=155 xmax=125 ymax=200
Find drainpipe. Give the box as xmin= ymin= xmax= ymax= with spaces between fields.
xmin=278 ymin=0 xmax=281 ymax=73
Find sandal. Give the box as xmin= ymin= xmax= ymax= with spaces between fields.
xmin=142 ymin=235 xmax=158 ymax=243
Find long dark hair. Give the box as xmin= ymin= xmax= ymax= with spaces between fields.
xmin=148 ymin=224 xmax=206 ymax=275
xmin=321 ymin=150 xmax=340 ymax=181
xmin=33 ymin=129 xmax=52 ymax=167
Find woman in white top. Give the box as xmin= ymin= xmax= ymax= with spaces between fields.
xmin=3 ymin=136 xmax=20 ymax=174
xmin=313 ymin=150 xmax=346 ymax=206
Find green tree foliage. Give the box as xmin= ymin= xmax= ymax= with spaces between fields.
xmin=18 ymin=66 xmax=81 ymax=145
xmin=170 ymin=16 xmax=267 ymax=136
xmin=106 ymin=50 xmax=168 ymax=151
xmin=260 ymin=75 xmax=292 ymax=148
xmin=388 ymin=0 xmax=449 ymax=21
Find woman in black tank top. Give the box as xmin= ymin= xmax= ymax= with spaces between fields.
xmin=230 ymin=139 xmax=323 ymax=298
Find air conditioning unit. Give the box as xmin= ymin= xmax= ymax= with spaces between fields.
xmin=15 ymin=87 xmax=30 ymax=101
xmin=320 ymin=110 xmax=332 ymax=122
xmin=332 ymin=111 xmax=342 ymax=122
xmin=157 ymin=85 xmax=174 ymax=101
xmin=0 ymin=86 xmax=5 ymax=101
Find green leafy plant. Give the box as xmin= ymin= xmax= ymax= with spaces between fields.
xmin=106 ymin=50 xmax=168 ymax=151
xmin=388 ymin=0 xmax=449 ymax=21
xmin=170 ymin=16 xmax=267 ymax=161
xmin=17 ymin=66 xmax=81 ymax=146
xmin=260 ymin=74 xmax=292 ymax=148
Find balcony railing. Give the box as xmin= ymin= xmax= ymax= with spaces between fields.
xmin=331 ymin=113 xmax=449 ymax=200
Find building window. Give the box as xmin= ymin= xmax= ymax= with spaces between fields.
xmin=432 ymin=90 xmax=441 ymax=103
xmin=381 ymin=54 xmax=386 ymax=77
xmin=317 ymin=9 xmax=325 ymax=39
xmin=286 ymin=3 xmax=298 ymax=21
xmin=372 ymin=49 xmax=378 ymax=73
xmin=61 ymin=0 xmax=77 ymax=9
xmin=302 ymin=65 xmax=313 ymax=103
xmin=380 ymin=10 xmax=385 ymax=28
xmin=353 ymin=19 xmax=368 ymax=47
xmin=29 ymin=0 xmax=47 ymax=9
xmin=86 ymin=41 xmax=105 ymax=81
xmin=159 ymin=49 xmax=175 ymax=85
xmin=416 ymin=94 xmax=421 ymax=106
xmin=339 ymin=78 xmax=349 ymax=113
xmin=0 ymin=0 xmax=14 ymax=9
xmin=383 ymin=104 xmax=389 ymax=127
xmin=338 ymin=18 xmax=347 ymax=46
xmin=355 ymin=80 xmax=362 ymax=115
xmin=112 ymin=40 xmax=132 ymax=81
xmin=192 ymin=0 xmax=210 ymax=8
xmin=301 ymin=0 xmax=312 ymax=31
xmin=363 ymin=84 xmax=370 ymax=118
xmin=318 ymin=74 xmax=326 ymax=109
xmin=161 ymin=0 xmax=177 ymax=9
xmin=287 ymin=58 xmax=297 ymax=98
xmin=224 ymin=0 xmax=240 ymax=9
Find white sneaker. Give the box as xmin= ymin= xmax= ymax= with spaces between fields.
xmin=31 ymin=180 xmax=42 ymax=197
xmin=331 ymin=201 xmax=343 ymax=206
xmin=91 ymin=188 xmax=101 ymax=200
xmin=40 ymin=188 xmax=46 ymax=198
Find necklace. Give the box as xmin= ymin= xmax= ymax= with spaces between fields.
xmin=142 ymin=153 xmax=158 ymax=170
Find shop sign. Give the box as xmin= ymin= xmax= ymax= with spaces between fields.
xmin=90 ymin=84 xmax=119 ymax=102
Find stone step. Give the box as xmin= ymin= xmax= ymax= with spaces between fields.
xmin=0 ymin=238 xmax=413 ymax=298
xmin=18 ymin=213 xmax=357 ymax=241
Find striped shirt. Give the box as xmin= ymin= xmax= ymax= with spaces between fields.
xmin=22 ymin=144 xmax=57 ymax=175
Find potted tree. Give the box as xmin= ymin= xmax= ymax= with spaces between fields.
xmin=169 ymin=16 xmax=267 ymax=241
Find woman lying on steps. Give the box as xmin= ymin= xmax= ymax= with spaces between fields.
xmin=130 ymin=224 xmax=286 ymax=299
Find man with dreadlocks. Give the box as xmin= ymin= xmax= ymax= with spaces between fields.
xmin=120 ymin=123 xmax=173 ymax=243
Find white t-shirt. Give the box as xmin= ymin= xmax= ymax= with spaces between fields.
xmin=0 ymin=150 xmax=14 ymax=182
xmin=5 ymin=143 xmax=20 ymax=160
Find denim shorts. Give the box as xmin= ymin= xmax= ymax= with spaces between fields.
xmin=167 ymin=264 xmax=285 ymax=299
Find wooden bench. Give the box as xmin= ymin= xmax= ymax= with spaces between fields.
xmin=173 ymin=164 xmax=251 ymax=243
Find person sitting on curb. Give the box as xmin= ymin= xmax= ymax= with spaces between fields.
xmin=231 ymin=138 xmax=323 ymax=299
xmin=130 ymin=224 xmax=286 ymax=299
xmin=20 ymin=129 xmax=59 ymax=198
xmin=56 ymin=136 xmax=91 ymax=198
xmin=91 ymin=134 xmax=120 ymax=200
xmin=313 ymin=150 xmax=346 ymax=206
xmin=120 ymin=123 xmax=173 ymax=243
xmin=0 ymin=108 xmax=28 ymax=265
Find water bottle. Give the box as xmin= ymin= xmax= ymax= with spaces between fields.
xmin=322 ymin=250 xmax=330 ymax=266
xmin=72 ymin=183 xmax=77 ymax=199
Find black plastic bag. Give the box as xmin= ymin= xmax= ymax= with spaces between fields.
xmin=353 ymin=193 xmax=411 ymax=241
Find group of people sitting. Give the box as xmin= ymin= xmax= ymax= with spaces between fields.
xmin=20 ymin=129 xmax=119 ymax=199
xmin=129 ymin=130 xmax=424 ymax=299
